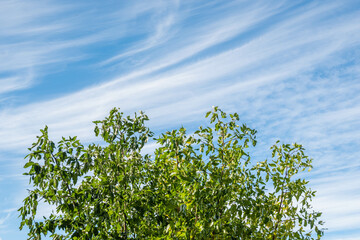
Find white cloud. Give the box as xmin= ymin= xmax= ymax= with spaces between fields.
xmin=0 ymin=213 xmax=11 ymax=226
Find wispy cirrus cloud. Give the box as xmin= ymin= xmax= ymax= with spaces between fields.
xmin=101 ymin=5 xmax=179 ymax=66
xmin=0 ymin=71 xmax=33 ymax=95
xmin=0 ymin=0 xmax=179 ymax=95
xmin=0 ymin=0 xmax=359 ymax=151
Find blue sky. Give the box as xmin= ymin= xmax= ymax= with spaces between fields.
xmin=0 ymin=0 xmax=360 ymax=239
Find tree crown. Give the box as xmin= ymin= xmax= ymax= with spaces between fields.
xmin=19 ymin=107 xmax=324 ymax=239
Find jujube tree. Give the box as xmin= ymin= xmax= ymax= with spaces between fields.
xmin=19 ymin=107 xmax=324 ymax=239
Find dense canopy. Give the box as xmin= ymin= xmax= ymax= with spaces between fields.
xmin=19 ymin=107 xmax=324 ymax=239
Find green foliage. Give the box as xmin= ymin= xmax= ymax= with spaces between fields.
xmin=19 ymin=107 xmax=324 ymax=239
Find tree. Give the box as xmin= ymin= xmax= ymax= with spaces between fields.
xmin=19 ymin=107 xmax=324 ymax=239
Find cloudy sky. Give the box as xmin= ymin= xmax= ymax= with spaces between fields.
xmin=0 ymin=0 xmax=360 ymax=239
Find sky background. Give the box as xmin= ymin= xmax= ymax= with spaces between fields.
xmin=0 ymin=0 xmax=360 ymax=239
